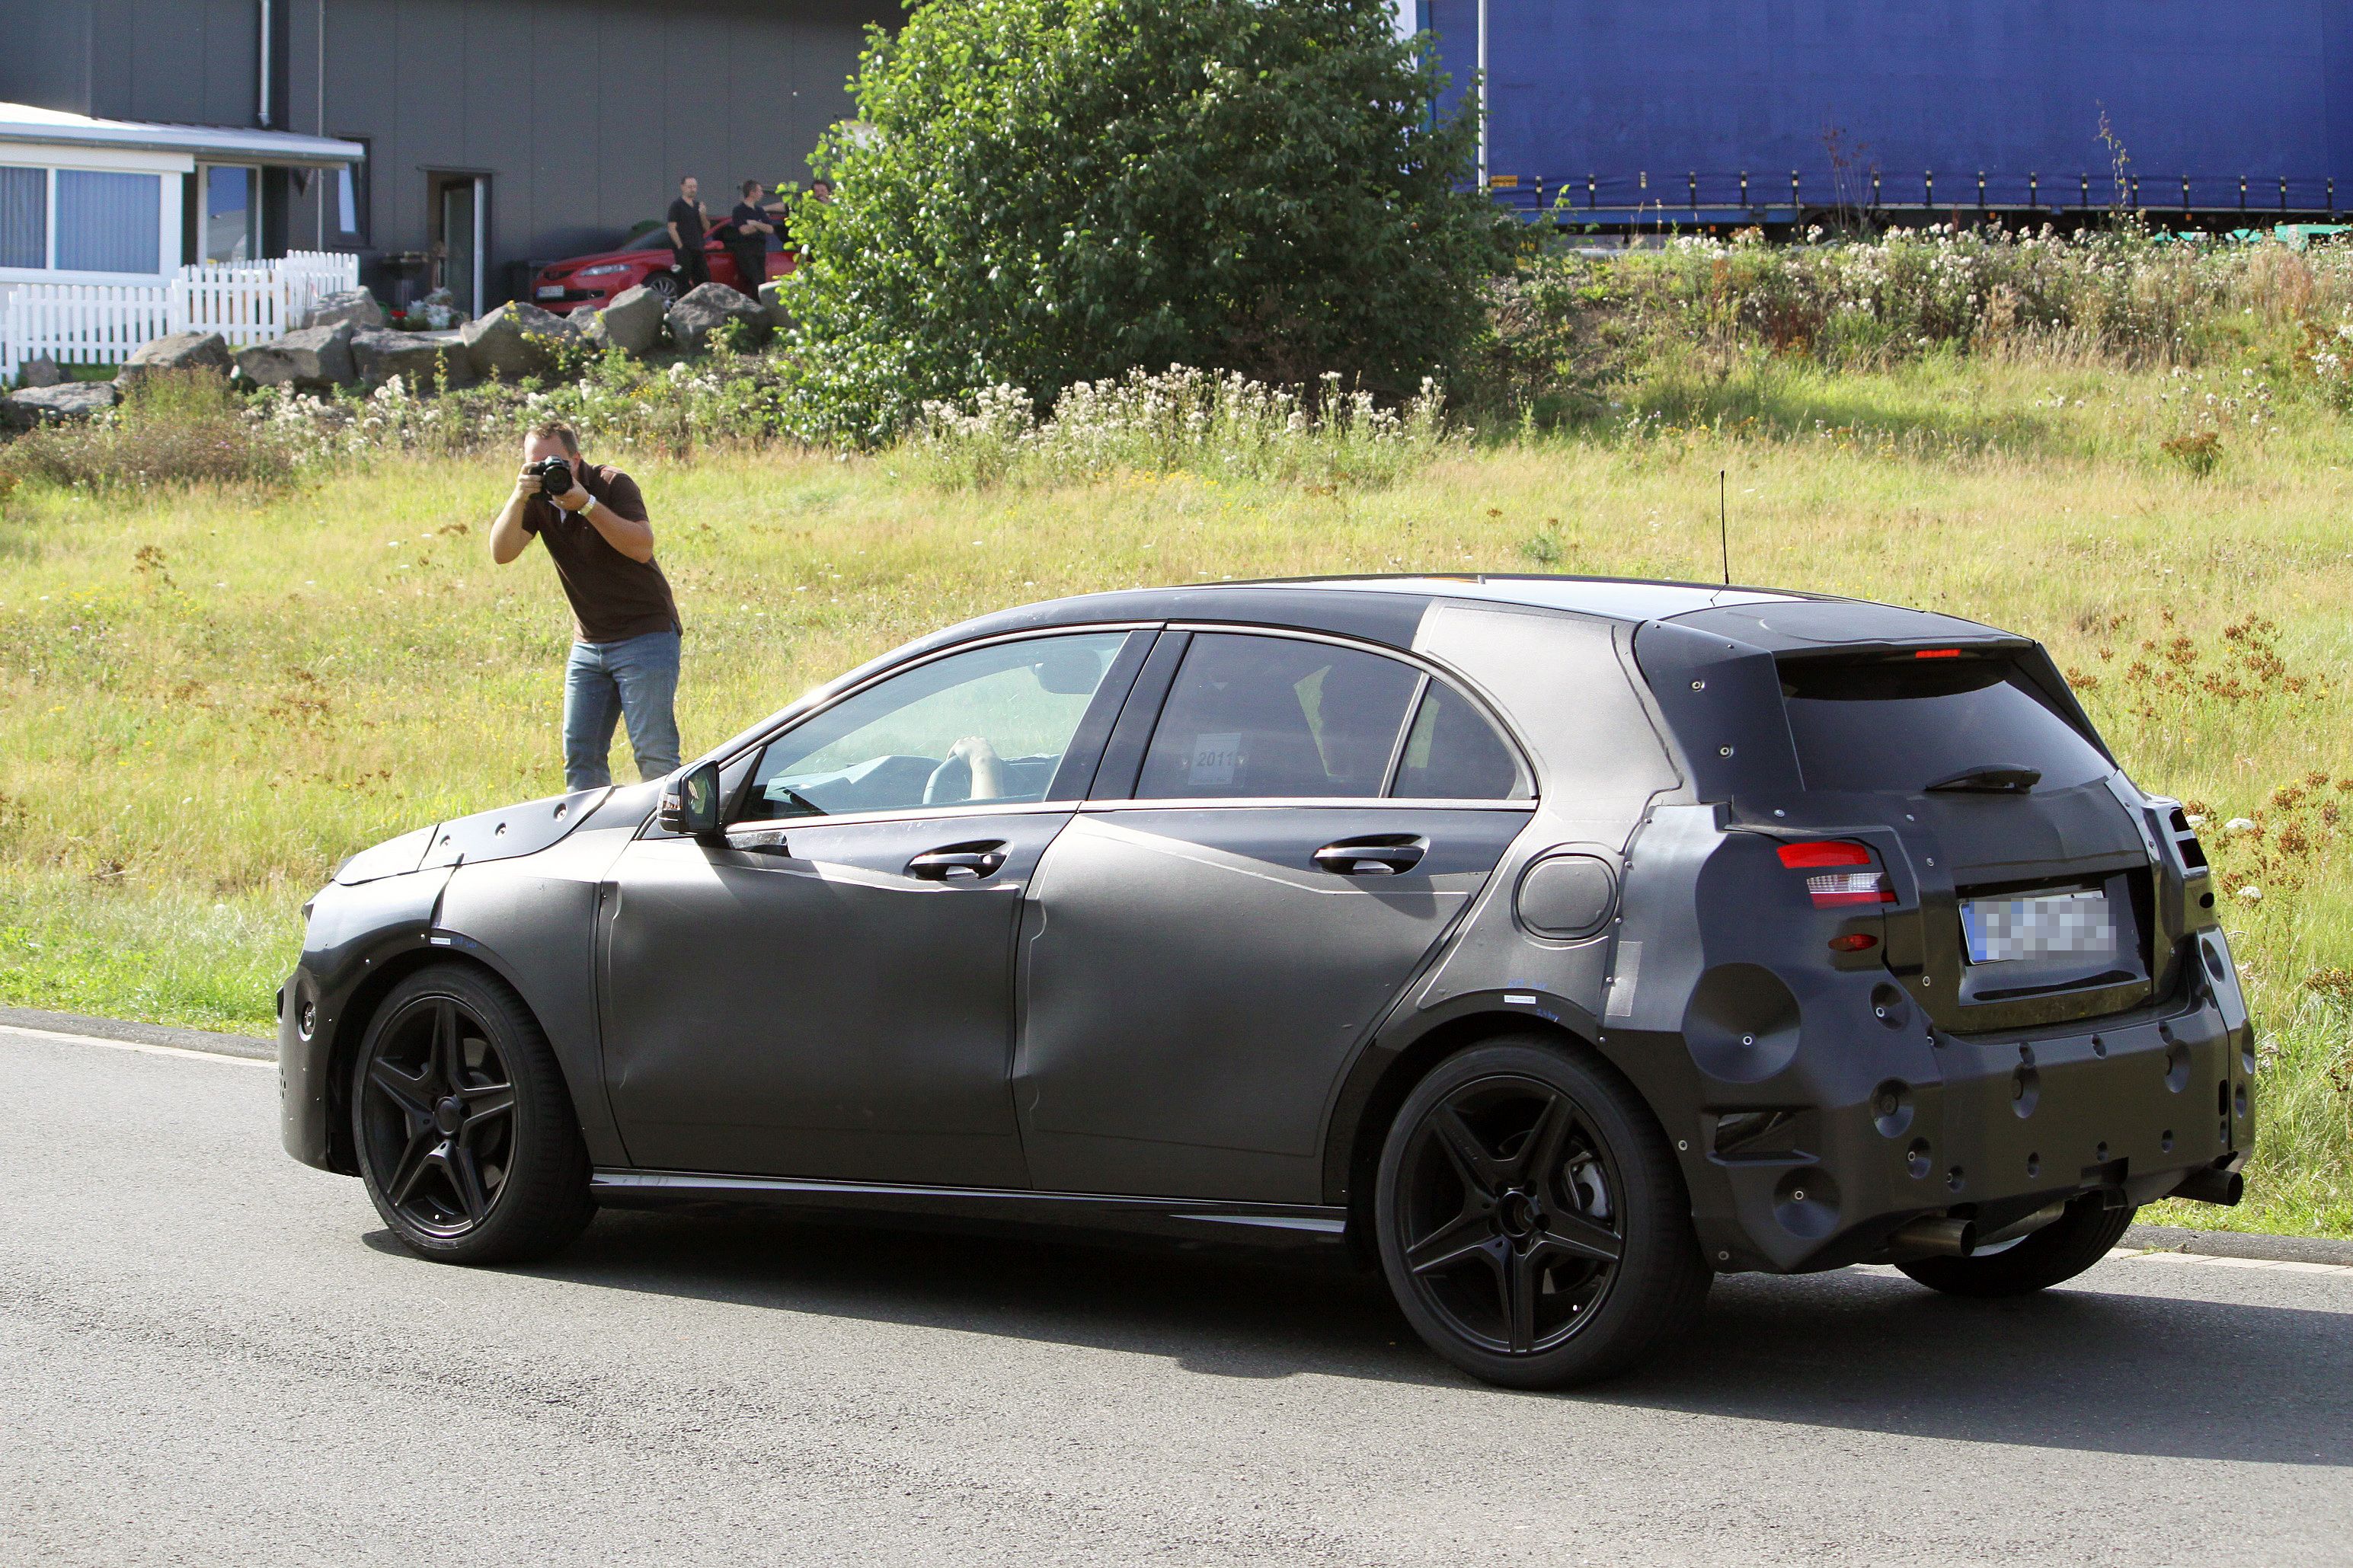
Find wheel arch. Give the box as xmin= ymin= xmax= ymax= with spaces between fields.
xmin=1325 ymin=1004 xmax=1597 ymax=1248
xmin=320 ymin=946 xmax=580 ymax=1175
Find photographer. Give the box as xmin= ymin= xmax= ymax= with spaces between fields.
xmin=488 ymin=423 xmax=683 ymax=793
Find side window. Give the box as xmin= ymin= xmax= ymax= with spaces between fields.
xmin=743 ymin=633 xmax=1130 ymax=820
xmin=1137 ymin=633 xmax=1420 ymax=799
xmin=1394 ymin=679 xmax=1532 ymax=800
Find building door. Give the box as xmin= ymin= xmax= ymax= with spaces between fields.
xmin=426 ymin=172 xmax=488 ymax=317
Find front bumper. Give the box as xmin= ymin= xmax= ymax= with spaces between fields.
xmin=1696 ymin=936 xmax=2254 ymax=1273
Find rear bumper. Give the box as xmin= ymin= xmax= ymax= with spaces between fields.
xmin=1694 ymin=934 xmax=2254 ymax=1273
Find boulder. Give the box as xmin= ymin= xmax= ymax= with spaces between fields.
xmin=664 ymin=282 xmax=769 ymax=353
xmin=351 ymin=328 xmax=475 ymax=392
xmin=598 ymin=285 xmax=668 ymax=355
xmin=297 ymin=288 xmax=385 ymax=332
xmin=20 ymin=356 xmax=62 ymax=388
xmin=458 ymin=300 xmax=579 ymax=381
xmin=757 ymin=279 xmax=794 ymax=334
xmin=115 ymin=331 xmax=232 ymax=387
xmin=235 ymin=321 xmax=357 ymax=389
xmin=2 ymin=378 xmax=120 ymax=430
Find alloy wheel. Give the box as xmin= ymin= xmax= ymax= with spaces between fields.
xmin=1392 ymin=1073 xmax=1626 ymax=1356
xmin=357 ymin=995 xmax=519 ymax=1237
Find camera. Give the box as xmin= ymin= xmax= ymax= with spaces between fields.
xmin=525 ymin=455 xmax=576 ymax=499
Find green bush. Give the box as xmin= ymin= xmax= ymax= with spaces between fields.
xmin=784 ymin=0 xmax=1511 ymax=442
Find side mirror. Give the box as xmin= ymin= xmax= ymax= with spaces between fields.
xmin=659 ymin=759 xmax=726 ymax=843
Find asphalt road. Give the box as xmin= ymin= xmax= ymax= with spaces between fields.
xmin=5 ymin=1024 xmax=2350 ymax=1566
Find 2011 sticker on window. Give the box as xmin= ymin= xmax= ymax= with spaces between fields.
xmin=1188 ymin=732 xmax=1242 ymax=788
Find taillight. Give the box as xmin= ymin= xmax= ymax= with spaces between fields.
xmin=1776 ymin=839 xmax=1896 ymax=907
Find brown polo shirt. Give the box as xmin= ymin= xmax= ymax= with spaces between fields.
xmin=522 ymin=464 xmax=683 ymax=645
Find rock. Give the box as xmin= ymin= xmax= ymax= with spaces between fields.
xmin=757 ymin=280 xmax=794 ymax=333
xmin=598 ymin=286 xmax=669 ymax=355
xmin=458 ymin=300 xmax=579 ymax=381
xmin=664 ymin=282 xmax=769 ymax=353
xmin=20 ymin=356 xmax=62 ymax=388
xmin=2 ymin=379 xmax=120 ymax=430
xmin=115 ymin=331 xmax=232 ymax=387
xmin=235 ymin=321 xmax=358 ymax=389
xmin=350 ymin=328 xmax=475 ymax=392
xmin=297 ymin=288 xmax=385 ymax=332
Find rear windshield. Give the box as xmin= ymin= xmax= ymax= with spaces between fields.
xmin=1779 ymin=655 xmax=2113 ymax=794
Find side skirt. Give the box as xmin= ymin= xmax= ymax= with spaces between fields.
xmin=590 ymin=1168 xmax=1351 ymax=1250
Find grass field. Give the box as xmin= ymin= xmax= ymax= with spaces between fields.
xmin=2 ymin=350 xmax=2348 ymax=1235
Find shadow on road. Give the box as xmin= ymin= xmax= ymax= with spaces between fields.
xmin=378 ymin=1209 xmax=2352 ymax=1467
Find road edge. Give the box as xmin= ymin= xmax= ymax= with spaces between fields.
xmin=2122 ymin=1222 xmax=2353 ymax=1268
xmin=0 ymin=1005 xmax=275 ymax=1062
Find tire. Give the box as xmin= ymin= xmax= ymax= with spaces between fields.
xmin=1373 ymin=1036 xmax=1710 ymax=1388
xmin=641 ymin=269 xmax=683 ymax=302
xmin=1896 ymin=1195 xmax=2136 ymax=1298
xmin=350 ymin=964 xmax=594 ymax=1265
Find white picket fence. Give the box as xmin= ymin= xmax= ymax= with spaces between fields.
xmin=3 ymin=251 xmax=363 ymax=380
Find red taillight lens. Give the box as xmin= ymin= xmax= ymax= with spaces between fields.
xmin=1776 ymin=839 xmax=1895 ymax=906
xmin=1776 ymin=840 xmax=1874 ymax=870
xmin=1827 ymin=932 xmax=1880 ymax=952
xmin=1914 ymin=647 xmax=1961 ymax=659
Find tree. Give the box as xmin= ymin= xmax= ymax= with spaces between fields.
xmin=784 ymin=0 xmax=1508 ymax=442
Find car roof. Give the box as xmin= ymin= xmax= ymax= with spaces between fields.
xmin=935 ymin=573 xmax=2003 ymax=646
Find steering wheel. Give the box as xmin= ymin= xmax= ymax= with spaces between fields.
xmin=922 ymin=752 xmax=971 ymax=806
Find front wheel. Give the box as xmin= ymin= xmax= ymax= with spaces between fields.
xmin=352 ymin=965 xmax=594 ymax=1265
xmin=1374 ymin=1036 xmax=1710 ymax=1388
xmin=641 ymin=269 xmax=683 ymax=302
xmin=1896 ymin=1195 xmax=2136 ymax=1297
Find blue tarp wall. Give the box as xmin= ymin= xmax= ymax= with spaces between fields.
xmin=1421 ymin=0 xmax=2353 ymax=212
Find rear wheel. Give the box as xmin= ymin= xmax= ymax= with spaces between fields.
xmin=352 ymin=965 xmax=593 ymax=1265
xmin=1896 ymin=1195 xmax=2135 ymax=1297
xmin=1374 ymin=1036 xmax=1709 ymax=1388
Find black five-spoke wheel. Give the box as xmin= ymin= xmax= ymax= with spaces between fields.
xmin=1376 ymin=1036 xmax=1710 ymax=1388
xmin=1394 ymin=1075 xmax=1626 ymax=1356
xmin=352 ymin=965 xmax=594 ymax=1264
xmin=359 ymin=993 xmax=518 ymax=1235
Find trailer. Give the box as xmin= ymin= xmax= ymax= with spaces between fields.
xmin=1405 ymin=0 xmax=2353 ymax=232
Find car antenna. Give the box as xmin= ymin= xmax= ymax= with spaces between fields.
xmin=1718 ymin=468 xmax=1731 ymax=586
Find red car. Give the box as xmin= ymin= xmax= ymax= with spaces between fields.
xmin=530 ymin=222 xmax=796 ymax=315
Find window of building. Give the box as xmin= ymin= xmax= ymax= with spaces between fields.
xmin=0 ymin=165 xmax=44 ymax=270
xmin=200 ymin=164 xmax=260 ymax=263
xmin=331 ymin=138 xmax=369 ymax=245
xmin=55 ymin=170 xmax=162 ymax=273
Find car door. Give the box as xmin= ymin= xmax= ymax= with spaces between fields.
xmin=1015 ymin=629 xmax=1539 ymax=1202
xmin=599 ymin=630 xmax=1149 ymax=1186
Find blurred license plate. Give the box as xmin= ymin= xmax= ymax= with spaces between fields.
xmin=1961 ymin=887 xmax=2115 ymax=964
xmin=535 ymin=285 xmax=564 ymax=299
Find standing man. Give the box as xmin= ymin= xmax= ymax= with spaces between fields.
xmin=724 ymin=180 xmax=775 ymax=299
xmin=488 ymin=423 xmax=684 ymax=793
xmin=665 ymin=174 xmax=711 ymax=293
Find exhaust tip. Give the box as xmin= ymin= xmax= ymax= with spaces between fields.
xmin=1891 ymin=1215 xmax=1977 ymax=1257
xmin=2170 ymin=1165 xmax=2246 ymax=1208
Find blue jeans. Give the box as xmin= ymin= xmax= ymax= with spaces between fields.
xmin=562 ymin=631 xmax=682 ymax=792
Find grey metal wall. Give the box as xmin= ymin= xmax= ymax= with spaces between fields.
xmin=0 ymin=0 xmax=270 ymax=126
xmin=287 ymin=0 xmax=891 ymax=301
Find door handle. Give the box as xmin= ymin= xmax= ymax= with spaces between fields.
xmin=1311 ymin=835 xmax=1428 ymax=877
xmin=906 ymin=841 xmax=1010 ymax=881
